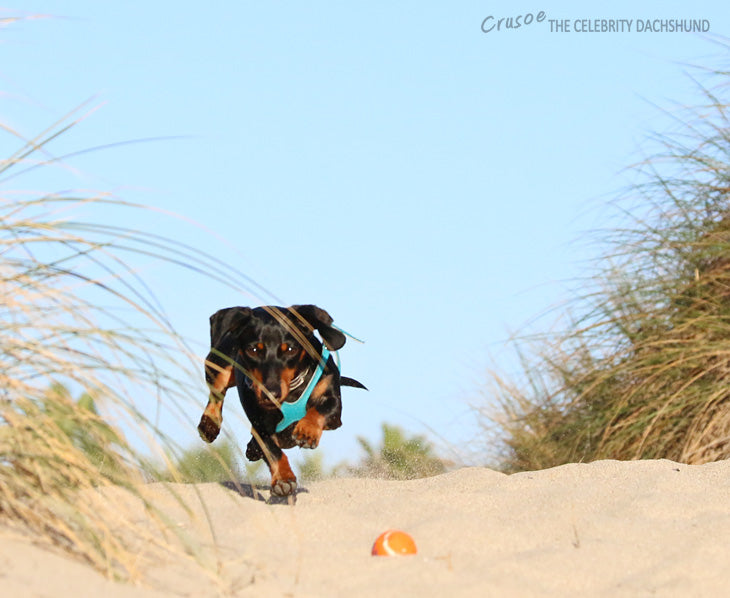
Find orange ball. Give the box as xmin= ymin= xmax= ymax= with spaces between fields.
xmin=371 ymin=529 xmax=417 ymax=556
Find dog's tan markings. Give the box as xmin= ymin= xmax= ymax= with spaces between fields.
xmin=202 ymin=400 xmax=222 ymax=421
xmin=292 ymin=407 xmax=326 ymax=449
xmin=270 ymin=453 xmax=297 ymax=496
xmin=279 ymin=366 xmax=297 ymax=400
xmin=198 ymin=401 xmax=223 ymax=443
xmin=250 ymin=368 xmax=264 ymax=399
xmin=210 ymin=364 xmax=235 ymax=397
xmin=198 ymin=362 xmax=235 ymax=442
xmin=311 ymin=374 xmax=334 ymax=400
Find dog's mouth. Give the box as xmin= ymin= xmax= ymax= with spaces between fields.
xmin=246 ymin=367 xmax=311 ymax=404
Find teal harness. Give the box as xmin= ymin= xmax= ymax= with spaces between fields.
xmin=275 ymin=346 xmax=335 ymax=433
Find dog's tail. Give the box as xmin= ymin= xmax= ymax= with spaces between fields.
xmin=341 ymin=376 xmax=367 ymax=390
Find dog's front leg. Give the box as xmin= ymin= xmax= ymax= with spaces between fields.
xmin=269 ymin=451 xmax=297 ymax=496
xmin=198 ymin=358 xmax=235 ymax=442
xmin=247 ymin=428 xmax=298 ymax=496
xmin=292 ymin=407 xmax=326 ymax=449
xmin=251 ymin=432 xmax=298 ymax=496
xmin=292 ymin=377 xmax=337 ymax=449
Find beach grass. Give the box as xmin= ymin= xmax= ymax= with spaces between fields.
xmin=0 ymin=100 xmax=255 ymax=581
xmin=486 ymin=54 xmax=730 ymax=472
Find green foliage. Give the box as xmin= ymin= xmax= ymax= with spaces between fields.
xmin=152 ymin=439 xmax=263 ymax=484
xmin=489 ymin=62 xmax=730 ymax=472
xmin=38 ymin=384 xmax=128 ymax=480
xmin=145 ymin=423 xmax=448 ymax=485
xmin=350 ymin=423 xmax=447 ymax=480
xmin=297 ymin=451 xmax=326 ymax=482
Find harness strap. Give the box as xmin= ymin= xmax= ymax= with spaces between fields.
xmin=275 ymin=346 xmax=334 ymax=433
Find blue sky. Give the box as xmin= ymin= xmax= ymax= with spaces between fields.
xmin=2 ymin=2 xmax=729 ymax=468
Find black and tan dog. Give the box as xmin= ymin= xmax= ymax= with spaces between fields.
xmin=198 ymin=304 xmax=365 ymax=496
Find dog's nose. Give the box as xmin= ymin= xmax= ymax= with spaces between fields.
xmin=263 ymin=380 xmax=283 ymax=400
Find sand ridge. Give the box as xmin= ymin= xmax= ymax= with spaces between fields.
xmin=2 ymin=459 xmax=730 ymax=596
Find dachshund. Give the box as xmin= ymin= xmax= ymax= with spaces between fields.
xmin=198 ymin=304 xmax=365 ymax=496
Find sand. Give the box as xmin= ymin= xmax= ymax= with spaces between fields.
xmin=3 ymin=459 xmax=730 ymax=597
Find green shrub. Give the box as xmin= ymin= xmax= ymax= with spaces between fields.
xmin=349 ymin=423 xmax=448 ymax=480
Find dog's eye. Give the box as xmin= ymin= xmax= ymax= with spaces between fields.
xmin=245 ymin=343 xmax=263 ymax=358
xmin=280 ymin=343 xmax=298 ymax=355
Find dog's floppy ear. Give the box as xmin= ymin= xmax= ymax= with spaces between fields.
xmin=209 ymin=306 xmax=252 ymax=349
xmin=289 ymin=304 xmax=347 ymax=350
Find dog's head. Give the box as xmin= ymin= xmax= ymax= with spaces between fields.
xmin=209 ymin=304 xmax=346 ymax=402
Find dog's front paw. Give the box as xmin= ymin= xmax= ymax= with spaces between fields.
xmin=198 ymin=414 xmax=221 ymax=443
xmin=293 ymin=417 xmax=322 ymax=449
xmin=270 ymin=454 xmax=297 ymax=496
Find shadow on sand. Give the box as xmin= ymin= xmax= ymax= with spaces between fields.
xmin=219 ymin=480 xmax=309 ymax=505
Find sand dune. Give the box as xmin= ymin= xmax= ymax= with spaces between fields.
xmin=3 ymin=459 xmax=730 ymax=597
